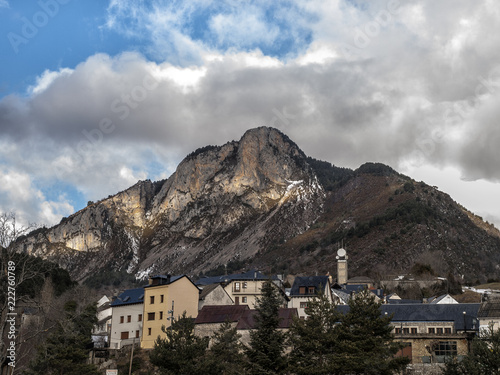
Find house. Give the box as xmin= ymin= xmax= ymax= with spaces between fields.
xmin=92 ymin=295 xmax=112 ymax=348
xmin=198 ymin=283 xmax=233 ymax=310
xmin=288 ymin=275 xmax=335 ymax=318
xmin=425 ymin=294 xmax=459 ymax=304
xmin=110 ymin=288 xmax=145 ymax=349
xmin=140 ymin=275 xmax=200 ymax=349
xmin=194 ymin=304 xmax=297 ymax=346
xmin=194 ymin=304 xmax=250 ymax=341
xmin=477 ymin=295 xmax=500 ymax=331
xmin=196 ymin=270 xmax=287 ymax=308
xmin=335 ymin=303 xmax=480 ymax=364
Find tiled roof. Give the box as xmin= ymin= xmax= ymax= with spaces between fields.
xmin=195 ymin=270 xmax=273 ymax=286
xmin=110 ymin=288 xmax=145 ymax=307
xmin=195 ymin=305 xmax=250 ymax=324
xmin=236 ymin=308 xmax=298 ymax=330
xmin=290 ymin=276 xmax=330 ymax=296
xmin=335 ymin=303 xmax=481 ymax=331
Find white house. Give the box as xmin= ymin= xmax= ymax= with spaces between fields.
xmin=110 ymin=288 xmax=144 ymax=349
xmin=92 ymin=295 xmax=112 ymax=348
xmin=288 ymin=275 xmax=335 ymax=319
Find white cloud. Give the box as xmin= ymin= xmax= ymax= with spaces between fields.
xmin=0 ymin=168 xmax=74 ymax=227
xmin=0 ymin=0 xmax=9 ymax=8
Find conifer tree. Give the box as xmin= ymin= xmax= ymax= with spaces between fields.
xmin=246 ymin=280 xmax=287 ymax=375
xmin=204 ymin=320 xmax=247 ymax=375
xmin=331 ymin=289 xmax=410 ymax=375
xmin=149 ymin=311 xmax=209 ymax=375
xmin=288 ymin=293 xmax=340 ymax=374
xmin=25 ymin=302 xmax=100 ymax=375
xmin=442 ymin=325 xmax=500 ymax=374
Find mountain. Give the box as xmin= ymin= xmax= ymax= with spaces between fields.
xmin=14 ymin=127 xmax=500 ymax=284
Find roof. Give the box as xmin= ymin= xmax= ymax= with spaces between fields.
xmin=236 ymin=308 xmax=298 ymax=330
xmin=478 ymin=301 xmax=500 ymax=318
xmin=387 ymin=299 xmax=422 ymax=305
xmin=199 ymin=284 xmax=222 ymax=300
xmin=346 ymin=276 xmax=374 ymax=284
xmin=290 ymin=276 xmax=330 ymax=296
xmin=110 ymin=288 xmax=145 ymax=307
xmin=194 ymin=305 xmax=250 ymax=324
xmin=145 ymin=274 xmax=185 ymax=287
xmin=335 ymin=303 xmax=481 ymax=331
xmin=196 ymin=270 xmax=274 ymax=286
xmin=429 ymin=294 xmax=458 ymax=304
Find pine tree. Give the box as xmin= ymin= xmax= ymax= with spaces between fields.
xmin=442 ymin=325 xmax=500 ymax=374
xmin=149 ymin=311 xmax=209 ymax=375
xmin=288 ymin=293 xmax=341 ymax=374
xmin=204 ymin=321 xmax=247 ymax=375
xmin=246 ymin=280 xmax=287 ymax=375
xmin=331 ymin=289 xmax=409 ymax=375
xmin=25 ymin=302 xmax=100 ymax=375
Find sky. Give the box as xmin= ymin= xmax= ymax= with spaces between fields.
xmin=0 ymin=0 xmax=500 ymax=229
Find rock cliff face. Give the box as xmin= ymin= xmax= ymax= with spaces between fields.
xmin=14 ymin=127 xmax=500 ymax=283
xmin=15 ymin=127 xmax=325 ymax=280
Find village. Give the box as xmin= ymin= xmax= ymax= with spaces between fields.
xmin=86 ymin=248 xmax=500 ymax=373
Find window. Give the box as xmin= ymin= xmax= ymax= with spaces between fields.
xmin=138 ymin=314 xmax=142 ymax=322
xmin=299 ymin=287 xmax=306 ymax=294
xmin=242 ymin=297 xmax=247 ymax=303
xmin=160 ymin=295 xmax=164 ymax=303
xmin=243 ymin=282 xmax=247 ymax=289
xmin=395 ymin=328 xmax=402 ymax=334
xmin=135 ymin=330 xmax=140 ymax=338
xmin=148 ymin=312 xmax=155 ymax=321
xmin=127 ymin=315 xmax=131 ymax=323
xmin=120 ymin=331 xmax=129 ymax=340
xmin=308 ymin=287 xmax=315 ymax=294
xmin=437 ymin=328 xmax=443 ymax=334
xmin=434 ymin=341 xmax=457 ymax=357
xmin=234 ymin=282 xmax=241 ymax=292
xmin=120 ymin=316 xmax=124 ymax=324
xmin=235 ymin=297 xmax=239 ymax=305
xmin=445 ymin=328 xmax=452 ymax=334
xmin=159 ymin=311 xmax=164 ymax=320
xmin=148 ymin=328 xmax=152 ymax=336
xmin=150 ymin=296 xmax=155 ymax=304
xmin=428 ymin=328 xmax=435 ymax=334
xmin=403 ymin=328 xmax=410 ymax=334
xmin=300 ymin=302 xmax=308 ymax=309
xmin=411 ymin=328 xmax=418 ymax=334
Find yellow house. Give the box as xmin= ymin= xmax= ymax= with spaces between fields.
xmin=140 ymin=275 xmax=200 ymax=349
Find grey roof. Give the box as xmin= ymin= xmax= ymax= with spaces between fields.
xmin=290 ymin=276 xmax=330 ymax=296
xmin=335 ymin=303 xmax=481 ymax=331
xmin=195 ymin=270 xmax=273 ymax=286
xmin=111 ymin=288 xmax=145 ymax=307
xmin=199 ymin=283 xmax=220 ymax=300
xmin=145 ymin=274 xmax=184 ymax=287
xmin=478 ymin=301 xmax=500 ymax=318
xmin=387 ymin=299 xmax=422 ymax=305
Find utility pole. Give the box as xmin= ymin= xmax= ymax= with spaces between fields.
xmin=167 ymin=300 xmax=175 ymax=329
xmin=128 ymin=337 xmax=135 ymax=375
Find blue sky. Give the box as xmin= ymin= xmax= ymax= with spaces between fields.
xmin=1 ymin=0 xmax=500 ymax=229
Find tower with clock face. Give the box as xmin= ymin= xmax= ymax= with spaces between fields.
xmin=336 ymin=248 xmax=348 ymax=285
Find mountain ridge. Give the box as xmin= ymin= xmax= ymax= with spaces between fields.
xmin=14 ymin=127 xmax=500 ymax=284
